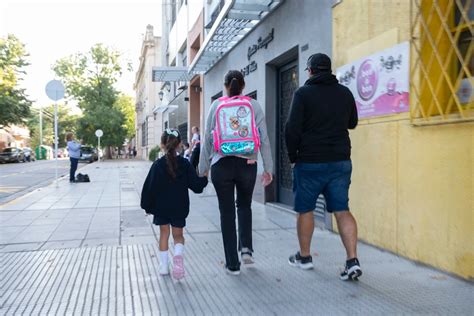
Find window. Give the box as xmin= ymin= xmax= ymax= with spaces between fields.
xmin=141 ymin=122 xmax=147 ymax=147
xmin=205 ymin=0 xmax=225 ymax=29
xmin=178 ymin=122 xmax=188 ymax=144
xmin=410 ymin=0 xmax=473 ymax=124
xmin=170 ymin=0 xmax=177 ymax=29
xmin=182 ymin=48 xmax=188 ymax=67
xmin=211 ymin=91 xmax=223 ymax=102
xmin=246 ymin=90 xmax=257 ymax=100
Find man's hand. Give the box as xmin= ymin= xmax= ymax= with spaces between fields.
xmin=262 ymin=172 xmax=273 ymax=187
xmin=291 ymin=163 xmax=295 ymax=169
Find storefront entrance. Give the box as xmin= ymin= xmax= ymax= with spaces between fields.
xmin=277 ymin=61 xmax=298 ymax=206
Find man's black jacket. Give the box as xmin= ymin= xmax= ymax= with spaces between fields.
xmin=285 ymin=72 xmax=358 ymax=163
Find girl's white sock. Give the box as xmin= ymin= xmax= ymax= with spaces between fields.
xmin=159 ymin=251 xmax=169 ymax=265
xmin=174 ymin=243 xmax=184 ymax=256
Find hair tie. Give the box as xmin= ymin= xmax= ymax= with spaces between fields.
xmin=166 ymin=129 xmax=179 ymax=137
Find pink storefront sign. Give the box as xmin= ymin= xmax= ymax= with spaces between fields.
xmin=337 ymin=42 xmax=410 ymax=118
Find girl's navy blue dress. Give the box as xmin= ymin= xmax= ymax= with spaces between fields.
xmin=140 ymin=156 xmax=208 ymax=222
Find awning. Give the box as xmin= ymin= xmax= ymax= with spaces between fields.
xmin=152 ymin=67 xmax=194 ymax=82
xmin=189 ymin=0 xmax=284 ymax=74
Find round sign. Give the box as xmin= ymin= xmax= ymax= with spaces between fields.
xmin=95 ymin=129 xmax=103 ymax=137
xmin=356 ymin=59 xmax=378 ymax=101
xmin=45 ymin=80 xmax=65 ymax=101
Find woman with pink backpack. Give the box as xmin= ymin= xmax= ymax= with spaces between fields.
xmin=199 ymin=70 xmax=273 ymax=275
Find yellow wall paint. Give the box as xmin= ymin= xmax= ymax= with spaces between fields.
xmin=333 ymin=0 xmax=474 ymax=279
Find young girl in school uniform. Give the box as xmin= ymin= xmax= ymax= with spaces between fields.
xmin=141 ymin=129 xmax=208 ymax=279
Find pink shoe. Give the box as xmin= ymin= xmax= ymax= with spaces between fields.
xmin=172 ymin=255 xmax=185 ymax=280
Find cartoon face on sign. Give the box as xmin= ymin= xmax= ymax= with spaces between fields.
xmin=357 ymin=59 xmax=378 ymax=101
xmin=230 ymin=117 xmax=240 ymax=130
xmin=237 ymin=106 xmax=248 ymax=118
xmin=387 ymin=78 xmax=396 ymax=95
xmin=239 ymin=126 xmax=249 ymax=137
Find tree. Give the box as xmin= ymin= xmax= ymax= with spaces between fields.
xmin=113 ymin=94 xmax=136 ymax=140
xmin=53 ymin=44 xmax=132 ymax=157
xmin=0 ymin=35 xmax=32 ymax=126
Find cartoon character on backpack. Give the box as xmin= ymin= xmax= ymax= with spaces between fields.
xmin=212 ymin=96 xmax=260 ymax=156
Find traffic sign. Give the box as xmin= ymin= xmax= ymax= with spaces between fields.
xmin=45 ymin=80 xmax=65 ymax=101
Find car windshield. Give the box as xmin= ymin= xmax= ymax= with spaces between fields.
xmin=81 ymin=147 xmax=93 ymax=153
xmin=2 ymin=148 xmax=15 ymax=153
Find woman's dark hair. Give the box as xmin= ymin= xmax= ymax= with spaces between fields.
xmin=161 ymin=129 xmax=181 ymax=179
xmin=224 ymin=70 xmax=245 ymax=97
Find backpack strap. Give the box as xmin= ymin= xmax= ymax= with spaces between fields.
xmin=218 ymin=95 xmax=251 ymax=102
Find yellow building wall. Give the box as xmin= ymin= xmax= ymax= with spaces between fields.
xmin=333 ymin=0 xmax=474 ymax=279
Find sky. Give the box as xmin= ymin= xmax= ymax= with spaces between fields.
xmin=0 ymin=0 xmax=162 ymax=107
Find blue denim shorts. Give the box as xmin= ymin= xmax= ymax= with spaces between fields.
xmin=293 ymin=160 xmax=352 ymax=213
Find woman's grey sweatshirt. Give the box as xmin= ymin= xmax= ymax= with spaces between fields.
xmin=198 ymin=97 xmax=274 ymax=176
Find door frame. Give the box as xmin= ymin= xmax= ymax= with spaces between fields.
xmin=276 ymin=60 xmax=298 ymax=206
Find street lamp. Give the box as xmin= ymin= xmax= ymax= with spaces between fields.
xmin=158 ymin=90 xmax=164 ymax=101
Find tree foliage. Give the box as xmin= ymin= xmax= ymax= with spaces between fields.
xmin=52 ymin=44 xmax=133 ymax=153
xmin=27 ymin=104 xmax=80 ymax=150
xmin=0 ymin=34 xmax=32 ymax=126
xmin=113 ymin=94 xmax=136 ymax=140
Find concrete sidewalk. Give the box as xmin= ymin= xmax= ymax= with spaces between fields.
xmin=0 ymin=160 xmax=472 ymax=315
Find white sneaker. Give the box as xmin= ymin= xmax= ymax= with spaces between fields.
xmin=241 ymin=247 xmax=254 ymax=264
xmin=172 ymin=255 xmax=185 ymax=280
xmin=225 ymin=266 xmax=241 ymax=275
xmin=159 ymin=262 xmax=169 ymax=275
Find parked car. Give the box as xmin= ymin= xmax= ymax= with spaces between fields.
xmin=22 ymin=147 xmax=35 ymax=162
xmin=0 ymin=147 xmax=25 ymax=163
xmin=79 ymin=146 xmax=98 ymax=163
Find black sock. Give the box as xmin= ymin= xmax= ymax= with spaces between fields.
xmin=346 ymin=258 xmax=359 ymax=266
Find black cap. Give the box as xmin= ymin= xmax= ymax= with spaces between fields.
xmin=305 ymin=53 xmax=331 ymax=72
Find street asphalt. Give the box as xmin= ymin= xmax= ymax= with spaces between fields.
xmin=0 ymin=158 xmax=88 ymax=204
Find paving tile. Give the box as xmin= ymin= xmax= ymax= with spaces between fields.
xmin=49 ymin=230 xmax=87 ymax=241
xmin=0 ymin=242 xmax=44 ymax=252
xmin=81 ymin=238 xmax=119 ymax=247
xmin=121 ymin=235 xmax=157 ymax=245
xmin=0 ymin=160 xmax=471 ymax=315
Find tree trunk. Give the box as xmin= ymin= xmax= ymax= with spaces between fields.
xmin=106 ymin=145 xmax=113 ymax=159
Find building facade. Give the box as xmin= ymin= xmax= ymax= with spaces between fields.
xmin=164 ymin=0 xmax=473 ymax=279
xmin=198 ymin=0 xmax=333 ymax=225
xmin=331 ymin=0 xmax=473 ymax=279
xmin=134 ymin=25 xmax=162 ymax=159
xmin=156 ymin=0 xmax=205 ymax=145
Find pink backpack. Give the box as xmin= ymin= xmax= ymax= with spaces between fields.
xmin=212 ymin=96 xmax=260 ymax=155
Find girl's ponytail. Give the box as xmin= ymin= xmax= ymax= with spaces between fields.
xmin=161 ymin=129 xmax=181 ymax=180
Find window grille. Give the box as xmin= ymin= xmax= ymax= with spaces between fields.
xmin=410 ymin=0 xmax=473 ymax=125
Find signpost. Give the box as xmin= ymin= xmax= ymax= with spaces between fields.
xmin=45 ymin=80 xmax=65 ymax=187
xmin=95 ymin=129 xmax=103 ymax=162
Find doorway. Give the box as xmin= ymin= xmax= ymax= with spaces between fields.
xmin=277 ymin=61 xmax=298 ymax=206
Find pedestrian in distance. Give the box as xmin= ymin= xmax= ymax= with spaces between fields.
xmin=66 ymin=132 xmax=82 ymax=183
xmin=189 ymin=126 xmax=201 ymax=170
xmin=183 ymin=142 xmax=191 ymax=161
xmin=199 ymin=70 xmax=273 ymax=275
xmin=285 ymin=53 xmax=361 ymax=281
xmin=141 ymin=129 xmax=208 ymax=280
xmin=133 ymin=146 xmax=137 ymax=158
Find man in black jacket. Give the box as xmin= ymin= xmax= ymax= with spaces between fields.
xmin=285 ymin=53 xmax=362 ymax=281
